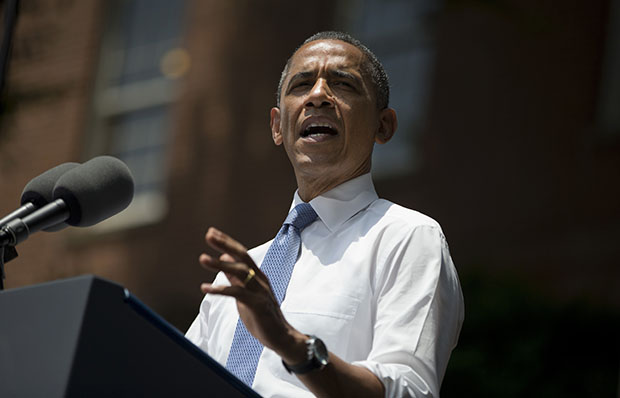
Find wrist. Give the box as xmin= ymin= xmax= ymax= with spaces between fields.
xmin=282 ymin=335 xmax=330 ymax=374
xmin=276 ymin=326 xmax=309 ymax=366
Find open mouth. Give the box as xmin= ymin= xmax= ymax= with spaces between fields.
xmin=301 ymin=124 xmax=338 ymax=138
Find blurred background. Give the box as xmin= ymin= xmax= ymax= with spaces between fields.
xmin=1 ymin=0 xmax=619 ymax=396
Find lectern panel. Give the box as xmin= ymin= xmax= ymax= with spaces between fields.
xmin=0 ymin=275 xmax=261 ymax=397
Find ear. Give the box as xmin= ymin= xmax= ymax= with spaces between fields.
xmin=375 ymin=108 xmax=397 ymax=145
xmin=270 ymin=107 xmax=283 ymax=146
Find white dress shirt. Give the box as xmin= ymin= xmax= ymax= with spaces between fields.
xmin=186 ymin=173 xmax=464 ymax=397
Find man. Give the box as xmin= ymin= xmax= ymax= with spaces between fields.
xmin=186 ymin=31 xmax=464 ymax=397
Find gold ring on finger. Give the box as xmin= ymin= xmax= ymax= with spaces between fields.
xmin=243 ymin=268 xmax=256 ymax=285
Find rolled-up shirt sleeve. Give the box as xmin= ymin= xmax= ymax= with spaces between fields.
xmin=352 ymin=225 xmax=464 ymax=398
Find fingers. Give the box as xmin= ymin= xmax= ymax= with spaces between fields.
xmin=199 ymin=253 xmax=252 ymax=284
xmin=205 ymin=227 xmax=257 ymax=270
xmin=199 ymin=228 xmax=275 ymax=301
xmin=220 ymin=253 xmax=234 ymax=262
xmin=201 ymin=283 xmax=251 ymax=300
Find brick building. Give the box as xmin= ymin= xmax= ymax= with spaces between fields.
xmin=1 ymin=1 xmax=619 ymax=392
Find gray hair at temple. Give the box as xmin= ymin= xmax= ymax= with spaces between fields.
xmin=276 ymin=31 xmax=390 ymax=110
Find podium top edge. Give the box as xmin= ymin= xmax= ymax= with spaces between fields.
xmin=0 ymin=274 xmax=121 ymax=293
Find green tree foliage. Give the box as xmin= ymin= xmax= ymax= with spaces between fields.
xmin=442 ymin=270 xmax=620 ymax=397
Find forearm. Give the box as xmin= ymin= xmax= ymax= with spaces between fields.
xmin=276 ymin=328 xmax=384 ymax=398
xmin=297 ymin=353 xmax=385 ymax=398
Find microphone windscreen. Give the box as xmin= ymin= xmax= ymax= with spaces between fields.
xmin=21 ymin=162 xmax=80 ymax=232
xmin=52 ymin=156 xmax=135 ymax=227
xmin=21 ymin=162 xmax=81 ymax=207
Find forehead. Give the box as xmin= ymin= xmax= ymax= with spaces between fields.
xmin=287 ymin=39 xmax=367 ymax=76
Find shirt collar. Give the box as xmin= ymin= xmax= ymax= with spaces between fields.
xmin=290 ymin=173 xmax=378 ymax=232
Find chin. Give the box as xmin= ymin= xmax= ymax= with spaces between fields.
xmin=294 ymin=153 xmax=341 ymax=170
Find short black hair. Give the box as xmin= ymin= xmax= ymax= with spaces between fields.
xmin=276 ymin=31 xmax=390 ymax=110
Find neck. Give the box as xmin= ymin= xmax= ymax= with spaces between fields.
xmin=295 ymin=166 xmax=370 ymax=202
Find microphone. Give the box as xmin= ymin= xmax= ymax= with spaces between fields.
xmin=0 ymin=156 xmax=134 ymax=247
xmin=0 ymin=162 xmax=80 ymax=230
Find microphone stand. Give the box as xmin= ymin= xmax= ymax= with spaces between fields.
xmin=0 ymin=241 xmax=19 ymax=291
xmin=0 ymin=246 xmax=4 ymax=290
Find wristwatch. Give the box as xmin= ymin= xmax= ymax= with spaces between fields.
xmin=282 ymin=335 xmax=329 ymax=374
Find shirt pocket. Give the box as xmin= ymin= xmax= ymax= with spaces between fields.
xmin=281 ymin=293 xmax=361 ymax=358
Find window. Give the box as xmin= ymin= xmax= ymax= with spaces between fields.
xmin=86 ymin=0 xmax=189 ymax=232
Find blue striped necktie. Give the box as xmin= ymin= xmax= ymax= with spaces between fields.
xmin=225 ymin=202 xmax=318 ymax=386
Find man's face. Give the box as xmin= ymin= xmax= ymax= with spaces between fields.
xmin=270 ymin=40 xmax=394 ymax=186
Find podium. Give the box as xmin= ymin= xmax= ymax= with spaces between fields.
xmin=0 ymin=275 xmax=262 ymax=397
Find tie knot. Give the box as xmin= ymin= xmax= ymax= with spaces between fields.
xmin=285 ymin=203 xmax=318 ymax=231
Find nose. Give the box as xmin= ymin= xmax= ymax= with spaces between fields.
xmin=305 ymin=78 xmax=334 ymax=108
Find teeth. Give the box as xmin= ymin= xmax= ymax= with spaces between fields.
xmin=307 ymin=123 xmax=334 ymax=129
xmin=301 ymin=121 xmax=337 ymax=138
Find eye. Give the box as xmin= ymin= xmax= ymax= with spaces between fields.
xmin=333 ymin=80 xmax=355 ymax=90
xmin=291 ymin=81 xmax=312 ymax=90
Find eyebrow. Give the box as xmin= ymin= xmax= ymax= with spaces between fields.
xmin=329 ymin=69 xmax=361 ymax=84
xmin=288 ymin=71 xmax=315 ymax=86
xmin=286 ymin=69 xmax=362 ymax=90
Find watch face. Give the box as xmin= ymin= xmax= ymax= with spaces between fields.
xmin=283 ymin=335 xmax=330 ymax=374
xmin=311 ymin=337 xmax=329 ymax=366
